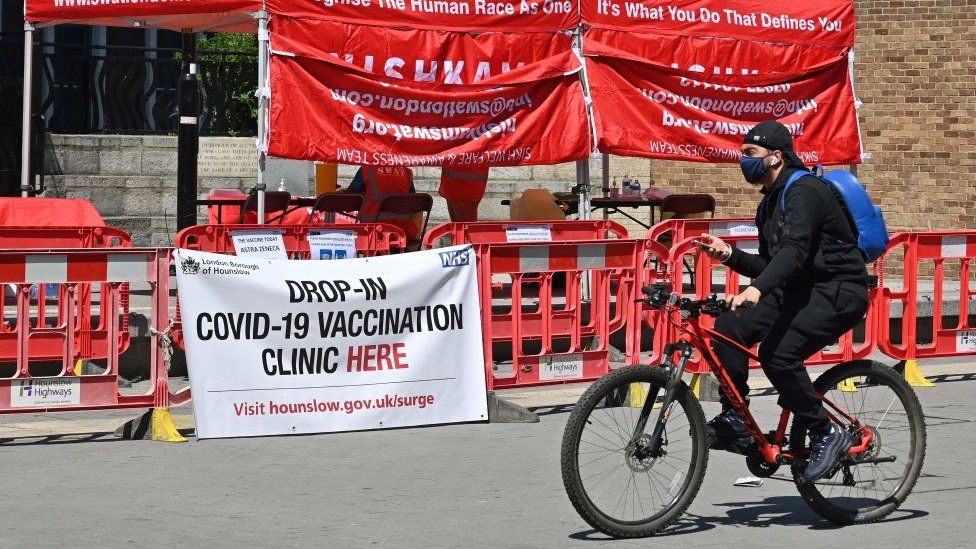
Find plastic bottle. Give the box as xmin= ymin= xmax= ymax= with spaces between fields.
xmin=611 ymin=177 xmax=619 ymax=197
xmin=621 ymin=175 xmax=632 ymax=196
xmin=278 ymin=178 xmax=287 ymax=192
xmin=632 ymin=178 xmax=642 ymax=197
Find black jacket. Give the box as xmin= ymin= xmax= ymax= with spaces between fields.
xmin=725 ymin=168 xmax=867 ymax=295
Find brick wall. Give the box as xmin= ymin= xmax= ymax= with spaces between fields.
xmin=605 ymin=0 xmax=976 ymax=236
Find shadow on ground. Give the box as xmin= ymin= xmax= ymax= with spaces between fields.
xmin=569 ymin=496 xmax=928 ymax=540
xmin=0 ymin=428 xmax=196 ymax=446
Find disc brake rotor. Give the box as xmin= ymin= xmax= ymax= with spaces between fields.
xmin=625 ymin=434 xmax=657 ymax=473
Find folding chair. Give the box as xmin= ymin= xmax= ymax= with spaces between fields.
xmin=659 ymin=194 xmax=716 ymax=221
xmin=308 ymin=193 xmax=365 ymax=223
xmin=658 ymin=194 xmax=716 ymax=284
xmin=239 ymin=190 xmax=291 ymax=224
xmin=375 ymin=193 xmax=434 ymax=250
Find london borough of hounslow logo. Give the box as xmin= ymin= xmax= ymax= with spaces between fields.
xmin=181 ymin=256 xmax=201 ymax=275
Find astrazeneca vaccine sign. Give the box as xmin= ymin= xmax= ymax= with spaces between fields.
xmin=174 ymin=246 xmax=488 ymax=439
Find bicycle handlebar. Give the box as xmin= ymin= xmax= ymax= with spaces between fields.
xmin=640 ymin=282 xmax=730 ymax=318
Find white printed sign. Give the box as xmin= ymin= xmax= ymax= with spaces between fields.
xmin=308 ymin=231 xmax=357 ymax=261
xmin=729 ymin=224 xmax=759 ymax=236
xmin=174 ymin=246 xmax=487 ymax=439
xmin=10 ymin=378 xmax=80 ymax=407
xmin=941 ymin=235 xmax=968 ymax=258
xmin=231 ymin=230 xmax=287 ymax=260
xmin=540 ymin=355 xmax=583 ymax=380
xmin=957 ymin=330 xmax=976 ymax=352
xmin=505 ymin=225 xmax=553 ymax=243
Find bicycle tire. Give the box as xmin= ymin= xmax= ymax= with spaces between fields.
xmin=793 ymin=360 xmax=926 ymax=525
xmin=561 ymin=365 xmax=708 ymax=538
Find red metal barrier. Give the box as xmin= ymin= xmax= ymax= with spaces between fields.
xmin=175 ymin=223 xmax=406 ymax=258
xmin=664 ymin=234 xmax=876 ymax=373
xmin=429 ymin=221 xmax=635 ymax=358
xmin=647 ymin=217 xmax=756 ymax=244
xmin=0 ymin=227 xmax=134 ymax=365
xmin=876 ymin=231 xmax=976 ymax=386
xmin=423 ymin=220 xmax=628 ymax=249
xmin=0 ymin=248 xmax=188 ymax=413
xmin=638 ymin=219 xmax=757 ymax=369
xmin=477 ymin=239 xmax=646 ymax=390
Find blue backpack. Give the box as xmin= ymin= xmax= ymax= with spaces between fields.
xmin=781 ymin=168 xmax=890 ymax=262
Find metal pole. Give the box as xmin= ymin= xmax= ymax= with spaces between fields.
xmin=20 ymin=24 xmax=34 ymax=197
xmin=575 ymin=159 xmax=592 ymax=300
xmin=176 ymin=31 xmax=199 ymax=230
xmin=256 ymin=185 xmax=266 ymax=224
xmin=576 ymin=159 xmax=591 ymax=222
xmin=256 ymin=11 xmax=269 ymax=189
xmin=601 ymin=152 xmax=610 ymax=220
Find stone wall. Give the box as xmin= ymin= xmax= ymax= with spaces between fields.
xmin=43 ymin=134 xmax=582 ymax=245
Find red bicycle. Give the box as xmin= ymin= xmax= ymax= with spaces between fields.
xmin=561 ymin=283 xmax=926 ymax=537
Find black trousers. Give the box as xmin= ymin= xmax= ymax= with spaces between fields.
xmin=711 ymin=280 xmax=868 ymax=437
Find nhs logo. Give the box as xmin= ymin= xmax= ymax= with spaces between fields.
xmin=439 ymin=249 xmax=470 ymax=268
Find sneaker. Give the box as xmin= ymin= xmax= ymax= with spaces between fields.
xmin=705 ymin=408 xmax=754 ymax=454
xmin=804 ymin=423 xmax=853 ymax=482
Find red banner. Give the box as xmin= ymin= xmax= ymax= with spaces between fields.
xmin=267 ymin=45 xmax=589 ymax=166
xmin=581 ymin=0 xmax=854 ymax=48
xmin=266 ymin=0 xmax=578 ymax=32
xmin=271 ymin=16 xmax=574 ymax=85
xmin=26 ymin=0 xmax=260 ymax=31
xmin=588 ymin=54 xmax=860 ymax=164
xmin=584 ymin=27 xmax=847 ymax=76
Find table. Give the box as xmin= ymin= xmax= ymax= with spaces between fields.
xmin=196 ymin=197 xmax=317 ymax=224
xmin=590 ymin=188 xmax=673 ymax=229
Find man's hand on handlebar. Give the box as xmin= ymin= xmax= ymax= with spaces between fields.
xmin=728 ymin=286 xmax=762 ymax=311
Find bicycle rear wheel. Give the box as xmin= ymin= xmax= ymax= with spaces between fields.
xmin=560 ymin=366 xmax=708 ymax=538
xmin=793 ymin=360 xmax=926 ymax=525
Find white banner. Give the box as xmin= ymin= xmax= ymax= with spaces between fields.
xmin=174 ymin=246 xmax=488 ymax=439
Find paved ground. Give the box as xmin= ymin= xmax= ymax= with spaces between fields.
xmin=1 ymin=364 xmax=974 ymax=548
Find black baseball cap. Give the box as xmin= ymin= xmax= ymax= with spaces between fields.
xmin=743 ymin=121 xmax=807 ymax=168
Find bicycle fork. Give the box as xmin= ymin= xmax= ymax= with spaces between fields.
xmin=632 ymin=343 xmax=694 ymax=460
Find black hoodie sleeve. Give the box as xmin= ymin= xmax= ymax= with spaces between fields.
xmin=724 ymin=245 xmax=768 ymax=279
xmin=752 ymin=178 xmax=825 ymax=295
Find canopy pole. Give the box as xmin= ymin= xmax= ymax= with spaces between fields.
xmin=176 ymin=31 xmax=200 ymax=230
xmin=571 ymin=27 xmax=593 ymax=223
xmin=576 ymin=159 xmax=591 ymax=222
xmin=256 ymin=11 xmax=269 ymax=192
xmin=20 ymin=24 xmax=34 ymax=197
xmin=601 ymin=152 xmax=610 ymax=220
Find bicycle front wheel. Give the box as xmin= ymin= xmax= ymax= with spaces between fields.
xmin=793 ymin=360 xmax=926 ymax=525
xmin=560 ymin=366 xmax=708 ymax=538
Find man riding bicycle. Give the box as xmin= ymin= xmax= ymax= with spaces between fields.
xmin=697 ymin=121 xmax=869 ymax=481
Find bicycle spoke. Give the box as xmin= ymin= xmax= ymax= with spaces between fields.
xmin=806 ymin=368 xmax=921 ymax=522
